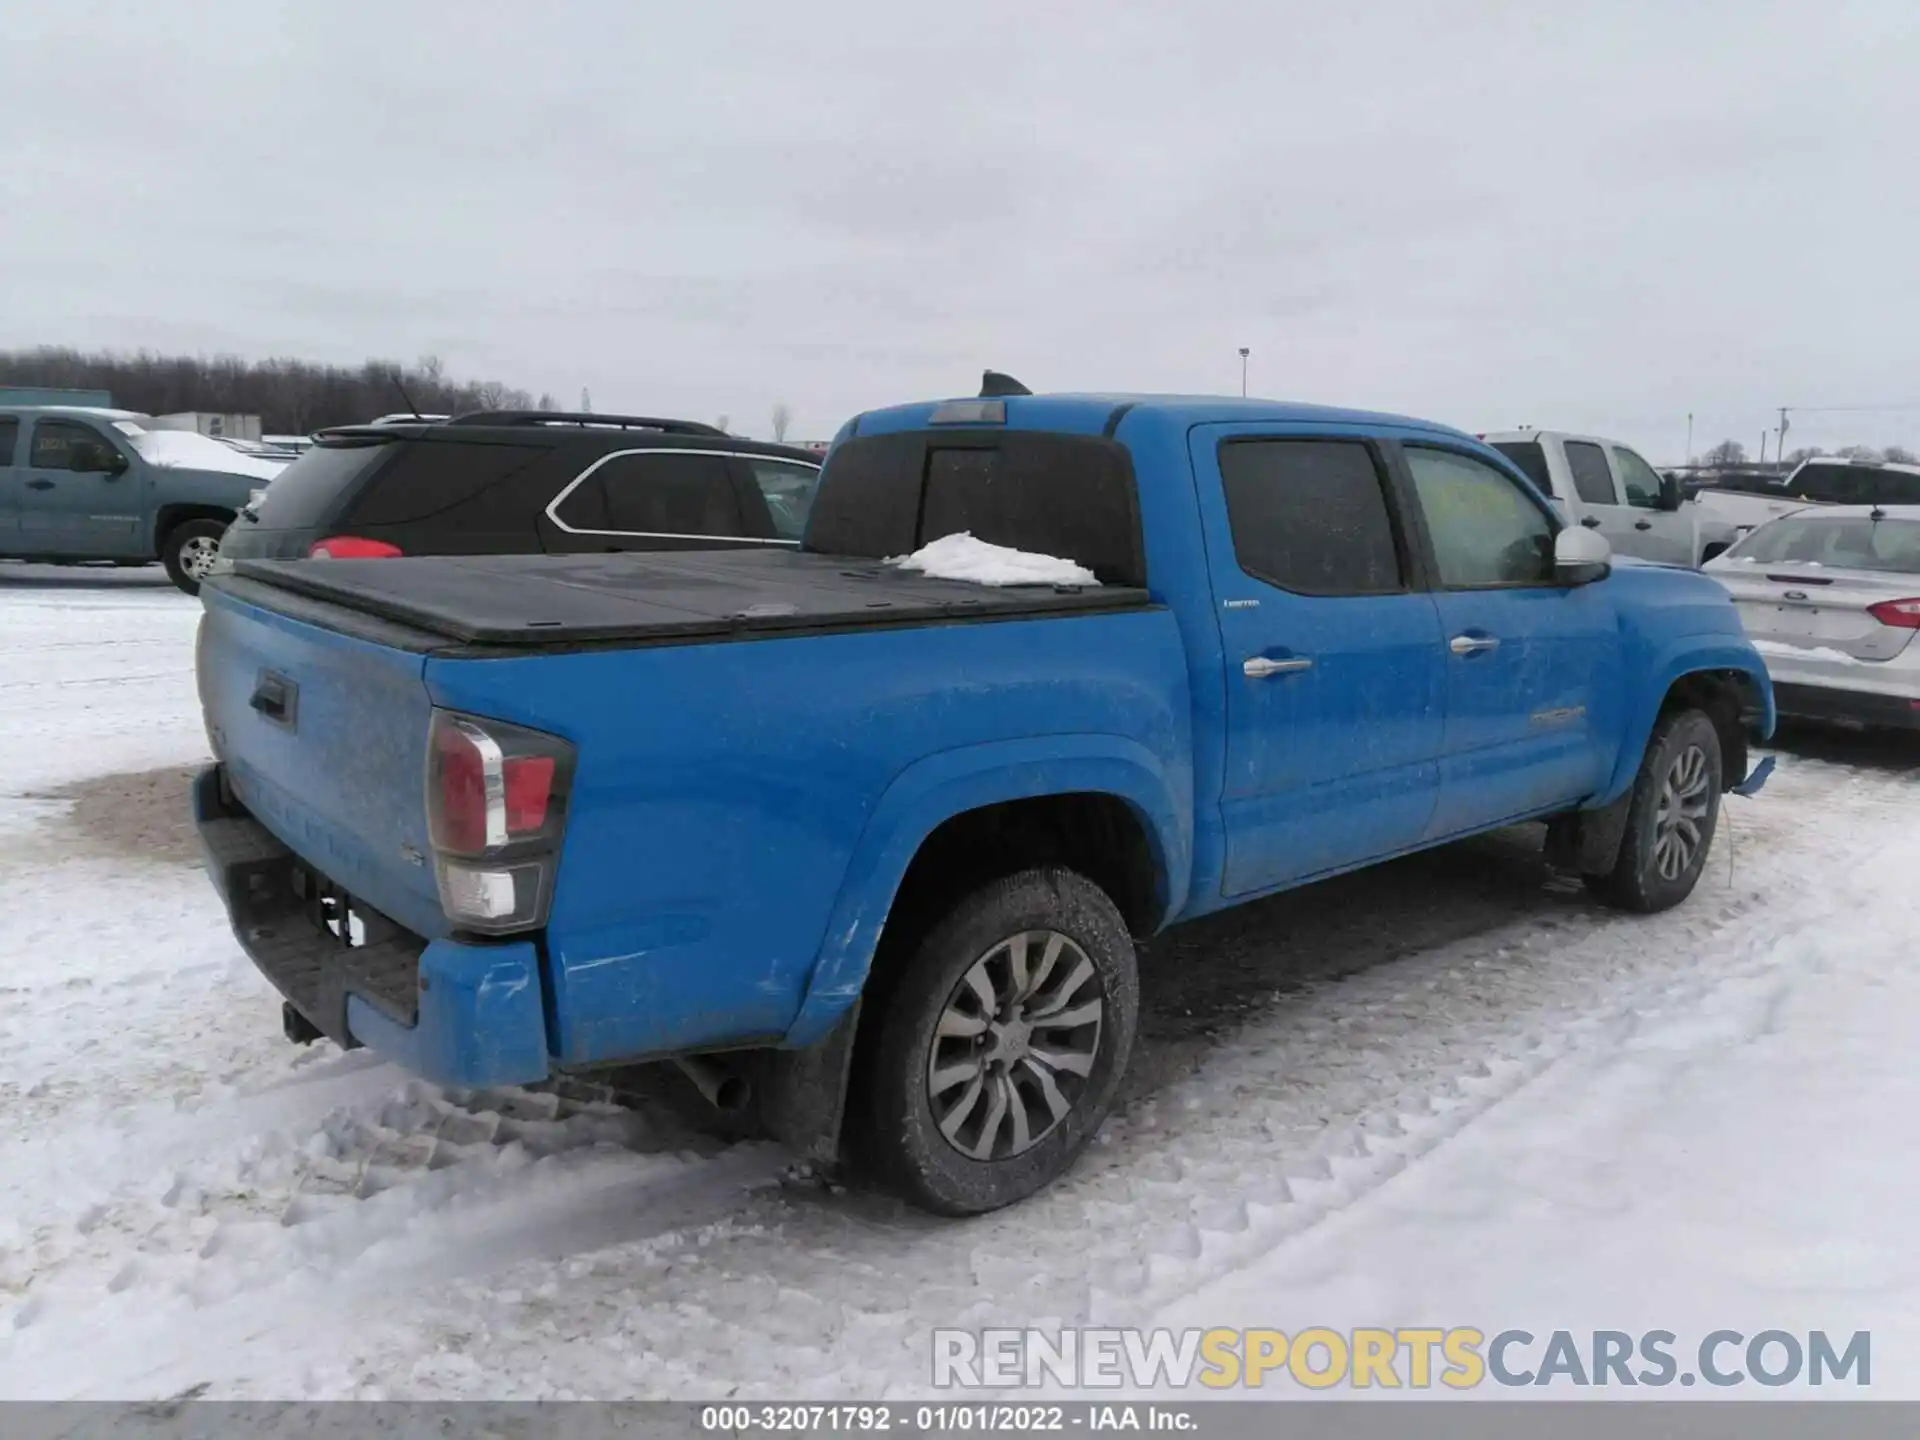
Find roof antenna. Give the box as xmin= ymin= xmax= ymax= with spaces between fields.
xmin=980 ymin=369 xmax=1032 ymax=398
xmin=390 ymin=367 xmax=425 ymax=419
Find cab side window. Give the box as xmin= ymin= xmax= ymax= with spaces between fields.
xmin=0 ymin=417 xmax=17 ymax=467
xmin=1405 ymin=447 xmax=1557 ymax=588
xmin=1563 ymin=441 xmax=1619 ymax=506
xmin=1611 ymin=447 xmax=1665 ymax=509
xmin=29 ymin=420 xmax=108 ymax=470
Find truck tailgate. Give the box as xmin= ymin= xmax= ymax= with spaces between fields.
xmin=197 ymin=582 xmax=448 ymax=940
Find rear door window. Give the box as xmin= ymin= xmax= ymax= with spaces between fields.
xmin=1490 ymin=441 xmax=1554 ymax=496
xmin=1563 ymin=442 xmax=1620 ymax=506
xmin=584 ymin=452 xmax=744 ymax=537
xmin=0 ymin=417 xmax=17 ymax=466
xmin=1217 ymin=439 xmax=1405 ymax=595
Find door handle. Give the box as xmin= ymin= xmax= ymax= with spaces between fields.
xmin=1243 ymin=656 xmax=1313 ymax=678
xmin=26 ymin=479 xmax=54 ymax=491
xmin=1634 ymin=519 xmax=1653 ymax=530
xmin=249 ymin=671 xmax=298 ymax=726
xmin=1579 ymin=516 xmax=1601 ymax=528
xmin=1449 ymin=634 xmax=1501 ymax=656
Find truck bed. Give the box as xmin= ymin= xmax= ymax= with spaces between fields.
xmin=224 ymin=549 xmax=1150 ymax=649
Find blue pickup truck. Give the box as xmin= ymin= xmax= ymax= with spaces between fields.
xmin=192 ymin=387 xmax=1774 ymax=1214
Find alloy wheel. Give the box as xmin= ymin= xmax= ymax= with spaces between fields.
xmin=926 ymin=930 xmax=1104 ymax=1161
xmin=1652 ymin=743 xmax=1712 ymax=880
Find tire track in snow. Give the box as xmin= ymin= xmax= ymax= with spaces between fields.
xmin=336 ymin=753 xmax=1914 ymax=1401
xmin=1084 ymin=761 xmax=1914 ymax=1330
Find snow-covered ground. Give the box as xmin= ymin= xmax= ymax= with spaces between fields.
xmin=1 ymin=565 xmax=1917 ymax=1401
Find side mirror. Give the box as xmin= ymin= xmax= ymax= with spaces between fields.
xmin=71 ymin=441 xmax=128 ymax=476
xmin=1555 ymin=524 xmax=1611 ymax=585
xmin=1658 ymin=474 xmax=1684 ymax=511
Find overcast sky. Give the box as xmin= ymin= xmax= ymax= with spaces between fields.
xmin=4 ymin=1 xmax=1915 ymax=457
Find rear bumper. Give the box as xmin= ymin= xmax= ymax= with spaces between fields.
xmin=1772 ymin=682 xmax=1920 ymax=731
xmin=193 ymin=764 xmax=551 ymax=1087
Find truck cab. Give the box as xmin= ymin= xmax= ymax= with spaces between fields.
xmin=1483 ymin=429 xmax=1735 ymax=567
xmin=1692 ymin=456 xmax=1920 ymax=539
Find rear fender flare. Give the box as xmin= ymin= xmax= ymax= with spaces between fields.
xmin=782 ymin=735 xmax=1189 ymax=1048
xmin=1594 ymin=641 xmax=1775 ymax=807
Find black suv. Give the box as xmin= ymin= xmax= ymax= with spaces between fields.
xmin=218 ymin=411 xmax=825 ymax=568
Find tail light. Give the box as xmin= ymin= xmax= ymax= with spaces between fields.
xmin=1867 ymin=598 xmax=1920 ymax=629
xmin=425 ymin=711 xmax=574 ymax=934
xmin=309 ymin=536 xmax=404 ymax=559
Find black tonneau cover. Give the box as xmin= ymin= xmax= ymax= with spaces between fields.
xmin=226 ymin=549 xmax=1150 ymax=648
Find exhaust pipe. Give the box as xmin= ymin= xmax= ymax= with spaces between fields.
xmin=673 ymin=1055 xmax=751 ymax=1114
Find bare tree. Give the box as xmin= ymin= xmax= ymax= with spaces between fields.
xmin=771 ymin=402 xmax=793 ymax=442
xmin=1835 ymin=444 xmax=1885 ymax=463
xmin=0 ymin=345 xmax=539 ymax=432
xmin=1783 ymin=447 xmax=1826 ymax=465
xmin=1884 ymin=445 xmax=1918 ymax=465
xmin=580 ymin=387 xmax=593 ymax=413
xmin=715 ymin=414 xmax=731 ymax=435
xmin=1702 ymin=439 xmax=1747 ymax=467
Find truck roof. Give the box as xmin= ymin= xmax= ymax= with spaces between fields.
xmin=844 ymin=393 xmax=1475 ymax=442
xmin=0 ymin=405 xmax=149 ymax=422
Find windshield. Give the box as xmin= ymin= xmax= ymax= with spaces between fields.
xmin=1724 ymin=515 xmax=1920 ymax=574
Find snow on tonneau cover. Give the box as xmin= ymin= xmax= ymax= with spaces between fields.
xmin=196 ymin=580 xmax=448 ymax=942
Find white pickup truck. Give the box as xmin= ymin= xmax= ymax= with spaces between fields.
xmin=1692 ymin=456 xmax=1920 ymax=538
xmin=1483 ymin=429 xmax=1740 ymax=567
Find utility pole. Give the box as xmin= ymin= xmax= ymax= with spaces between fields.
xmin=1759 ymin=431 xmax=1768 ymax=465
xmin=1238 ymin=347 xmax=1250 ymax=398
xmin=1778 ymin=406 xmax=1791 ymax=466
xmin=1686 ymin=412 xmax=1694 ymax=464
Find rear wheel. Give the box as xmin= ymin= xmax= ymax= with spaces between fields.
xmin=161 ymin=519 xmax=228 ymax=595
xmin=1585 ymin=708 xmax=1722 ymax=913
xmin=855 ymin=868 xmax=1138 ymax=1215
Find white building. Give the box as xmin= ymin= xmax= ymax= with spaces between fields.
xmin=150 ymin=412 xmax=264 ymax=442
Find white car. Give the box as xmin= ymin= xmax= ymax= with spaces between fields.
xmin=1693 ymin=455 xmax=1920 ymax=536
xmin=1705 ymin=504 xmax=1920 ymax=732
xmin=1483 ymin=429 xmax=1740 ymax=567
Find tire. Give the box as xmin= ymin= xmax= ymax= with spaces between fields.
xmin=854 ymin=867 xmax=1139 ymax=1216
xmin=1585 ymin=708 xmax=1723 ymax=914
xmin=160 ymin=519 xmax=228 ymax=595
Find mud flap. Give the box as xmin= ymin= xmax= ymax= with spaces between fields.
xmin=746 ymin=1001 xmax=862 ymax=1168
xmin=1544 ymin=790 xmax=1635 ymax=877
xmin=1732 ymin=754 xmax=1775 ymax=797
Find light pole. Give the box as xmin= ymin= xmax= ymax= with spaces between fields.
xmin=1238 ymin=347 xmax=1250 ymax=398
xmin=1686 ymin=412 xmax=1693 ymax=465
